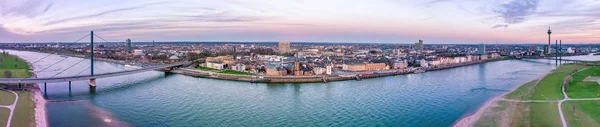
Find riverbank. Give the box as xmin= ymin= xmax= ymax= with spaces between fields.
xmin=0 ymin=52 xmax=46 ymax=127
xmin=25 ymin=55 xmax=47 ymax=127
xmin=454 ymin=63 xmax=600 ymax=127
xmin=452 ymin=70 xmax=552 ymax=127
xmin=172 ymin=57 xmax=508 ymax=83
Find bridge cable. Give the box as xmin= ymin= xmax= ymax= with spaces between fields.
xmin=72 ymin=34 xmax=91 ymax=43
xmin=48 ymin=59 xmax=87 ymax=78
xmin=93 ymin=65 xmax=110 ymax=74
xmin=107 ymin=63 xmax=126 ymax=71
xmin=93 ymin=34 xmax=129 ymax=71
xmin=35 ymin=57 xmax=69 ymax=73
xmin=30 ymin=54 xmax=54 ymax=64
xmin=75 ymin=67 xmax=90 ymax=76
xmin=28 ymin=34 xmax=91 ymax=64
xmin=93 ymin=34 xmax=112 ymax=44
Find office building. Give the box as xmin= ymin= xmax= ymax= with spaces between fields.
xmin=126 ymin=39 xmax=132 ymax=53
xmin=278 ymin=42 xmax=291 ymax=53
xmin=414 ymin=40 xmax=424 ymax=51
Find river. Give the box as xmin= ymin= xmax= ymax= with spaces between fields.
xmin=8 ymin=50 xmax=564 ymax=126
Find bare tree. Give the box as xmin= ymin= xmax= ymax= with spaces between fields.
xmin=4 ymin=70 xmax=12 ymax=78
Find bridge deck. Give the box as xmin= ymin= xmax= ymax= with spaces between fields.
xmin=0 ymin=62 xmax=185 ymax=83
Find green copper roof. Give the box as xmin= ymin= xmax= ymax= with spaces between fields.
xmin=169 ymin=55 xmax=180 ymax=60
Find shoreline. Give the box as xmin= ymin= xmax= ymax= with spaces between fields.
xmin=32 ymin=85 xmax=48 ymax=127
xmin=451 ymin=70 xmax=553 ymax=127
xmin=25 ymin=54 xmax=48 ymax=127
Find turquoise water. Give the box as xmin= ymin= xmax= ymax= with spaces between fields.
xmin=10 ymin=50 xmax=555 ymax=126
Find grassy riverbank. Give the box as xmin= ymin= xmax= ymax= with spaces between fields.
xmin=468 ymin=63 xmax=595 ymax=127
xmin=196 ymin=66 xmax=257 ymax=76
xmin=0 ymin=54 xmax=32 ymax=78
xmin=10 ymin=91 xmax=35 ymax=127
xmin=0 ymin=108 xmax=9 ymax=127
xmin=566 ymin=67 xmax=600 ymax=98
xmin=530 ymin=64 xmax=587 ymax=100
xmin=0 ymin=90 xmax=15 ymax=105
xmin=561 ymin=101 xmax=600 ymax=127
xmin=0 ymin=53 xmax=36 ymax=127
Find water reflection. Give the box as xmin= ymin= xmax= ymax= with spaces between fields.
xmin=6 ymin=50 xmax=566 ymax=126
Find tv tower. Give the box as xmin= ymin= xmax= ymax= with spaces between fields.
xmin=547 ymin=25 xmax=552 ymax=55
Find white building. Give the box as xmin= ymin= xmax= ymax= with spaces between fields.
xmin=231 ymin=64 xmax=246 ymax=72
xmin=133 ymin=49 xmax=144 ymax=56
xmin=206 ymin=62 xmax=224 ymax=70
xmin=418 ymin=59 xmax=429 ymax=67
xmin=567 ymin=47 xmax=575 ymax=53
xmin=326 ymin=65 xmax=333 ymax=75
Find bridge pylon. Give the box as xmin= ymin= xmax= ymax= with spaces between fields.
xmin=90 ymin=31 xmax=96 ymax=91
xmin=89 ymin=78 xmax=96 ymax=89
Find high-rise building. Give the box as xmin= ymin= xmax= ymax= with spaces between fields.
xmin=126 ymin=39 xmax=132 ymax=53
xmin=478 ymin=43 xmax=485 ymax=55
xmin=547 ymin=26 xmax=552 ymax=54
xmin=414 ymin=40 xmax=424 ymax=51
xmin=278 ymin=42 xmax=291 ymax=53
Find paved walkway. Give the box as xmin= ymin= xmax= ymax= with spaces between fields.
xmin=0 ymin=90 xmax=18 ymax=127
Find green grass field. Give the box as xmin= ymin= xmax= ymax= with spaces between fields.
xmin=196 ymin=66 xmax=257 ymax=76
xmin=530 ymin=102 xmax=562 ymax=127
xmin=488 ymin=56 xmax=514 ymax=62
xmin=531 ymin=64 xmax=587 ymax=100
xmin=0 ymin=108 xmax=9 ymax=127
xmin=196 ymin=66 xmax=219 ymax=71
xmin=0 ymin=90 xmax=15 ymax=106
xmin=0 ymin=54 xmax=36 ymax=127
xmin=10 ymin=91 xmax=35 ymax=127
xmin=0 ymin=54 xmax=29 ymax=70
xmin=473 ymin=64 xmax=600 ymax=127
xmin=562 ymin=100 xmax=600 ymax=127
xmin=505 ymin=80 xmax=538 ymax=100
xmin=220 ymin=70 xmax=257 ymax=75
xmin=566 ymin=67 xmax=600 ymax=98
xmin=0 ymin=54 xmax=32 ymax=78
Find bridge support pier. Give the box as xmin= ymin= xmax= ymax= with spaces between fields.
xmin=89 ymin=78 xmax=96 ymax=89
xmin=44 ymin=82 xmax=46 ymax=93
xmin=68 ymin=81 xmax=71 ymax=91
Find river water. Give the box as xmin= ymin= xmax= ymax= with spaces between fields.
xmin=8 ymin=50 xmax=564 ymax=126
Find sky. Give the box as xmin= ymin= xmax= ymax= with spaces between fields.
xmin=0 ymin=0 xmax=599 ymax=44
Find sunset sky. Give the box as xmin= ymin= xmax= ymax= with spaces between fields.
xmin=0 ymin=0 xmax=599 ymax=44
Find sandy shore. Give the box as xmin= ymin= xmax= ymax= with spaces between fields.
xmin=452 ymin=91 xmax=506 ymax=127
xmin=33 ymin=87 xmax=48 ymax=127
xmin=452 ymin=71 xmax=552 ymax=127
xmin=26 ymin=57 xmax=48 ymax=127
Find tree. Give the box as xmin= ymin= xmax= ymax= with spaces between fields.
xmin=4 ymin=70 xmax=12 ymax=78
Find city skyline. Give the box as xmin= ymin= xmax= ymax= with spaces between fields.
xmin=1 ymin=0 xmax=600 ymax=44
